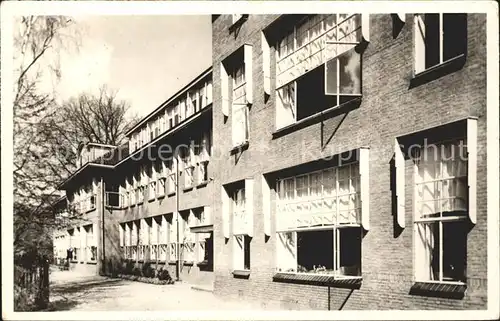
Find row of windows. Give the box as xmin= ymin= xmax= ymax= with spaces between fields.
xmin=129 ymin=79 xmax=213 ymax=153
xmin=64 ymin=224 xmax=97 ymax=262
xmin=119 ymin=208 xmax=212 ymax=263
xmin=223 ymin=13 xmax=467 ymax=147
xmin=223 ymin=138 xmax=472 ymax=284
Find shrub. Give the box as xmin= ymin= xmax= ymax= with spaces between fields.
xmin=141 ymin=261 xmax=155 ymax=278
xmin=132 ymin=266 xmax=141 ymax=276
xmin=124 ymin=261 xmax=134 ymax=275
xmin=157 ymin=268 xmax=174 ymax=284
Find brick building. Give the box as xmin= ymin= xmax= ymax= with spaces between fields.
xmin=210 ymin=13 xmax=487 ymax=309
xmin=53 ymin=12 xmax=488 ymax=310
xmin=55 ymin=68 xmax=215 ymax=287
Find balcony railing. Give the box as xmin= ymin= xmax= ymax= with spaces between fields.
xmin=69 ymin=195 xmax=96 ymax=214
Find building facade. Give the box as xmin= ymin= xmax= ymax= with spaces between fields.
xmin=210 ymin=13 xmax=487 ymax=310
xmin=54 ymin=13 xmax=488 ymax=310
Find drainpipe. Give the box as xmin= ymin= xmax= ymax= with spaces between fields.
xmin=175 ymin=154 xmax=181 ymax=281
xmin=101 ymin=177 xmax=106 ymax=275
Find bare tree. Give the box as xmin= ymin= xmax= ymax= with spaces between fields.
xmin=13 ymin=16 xmax=80 ymax=259
xmin=56 ymin=85 xmax=138 ymax=148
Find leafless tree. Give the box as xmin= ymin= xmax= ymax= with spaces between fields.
xmin=12 ymin=16 xmax=138 ymax=260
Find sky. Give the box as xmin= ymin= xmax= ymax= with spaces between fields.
xmin=53 ymin=15 xmax=212 ymax=118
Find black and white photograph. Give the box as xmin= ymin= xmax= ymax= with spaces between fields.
xmin=1 ymin=1 xmax=498 ymax=319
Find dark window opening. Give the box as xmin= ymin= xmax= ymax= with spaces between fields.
xmin=424 ymin=14 xmax=441 ymax=69
xmin=244 ymin=235 xmax=251 ymax=270
xmin=296 ymin=65 xmax=337 ymax=121
xmin=443 ymin=14 xmax=467 ymax=61
xmin=338 ymin=227 xmax=362 ymax=276
xmin=430 ymin=221 xmax=467 ymax=282
xmin=297 ymin=229 xmax=334 ymax=273
xmin=424 ymin=13 xmax=467 ymax=69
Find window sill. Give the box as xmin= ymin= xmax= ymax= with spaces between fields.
xmin=167 ymin=192 xmax=176 ymax=197
xmin=168 ymin=261 xmax=177 ymax=266
xmin=230 ymin=141 xmax=249 ymax=155
xmin=410 ymin=54 xmax=466 ymax=89
xmin=232 ymin=269 xmax=251 ymax=279
xmin=148 ymin=197 xmax=155 ymax=202
xmin=157 ymin=260 xmax=166 ymax=264
xmin=136 ymin=201 xmax=144 ymax=205
xmin=272 ymin=272 xmax=362 ymax=289
xmin=183 ymin=186 xmax=194 ymax=192
xmin=86 ymin=261 xmax=97 ymax=265
xmin=70 ymin=260 xmax=78 ymax=264
xmin=138 ymin=259 xmax=145 ymax=263
xmin=183 ymin=261 xmax=194 ymax=266
xmin=197 ymin=181 xmax=209 ymax=188
xmin=272 ymin=97 xmax=362 ymax=139
xmin=409 ymin=281 xmax=467 ymax=300
xmin=156 ymin=194 xmax=165 ymax=200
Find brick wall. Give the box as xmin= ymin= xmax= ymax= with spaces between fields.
xmin=211 ymin=13 xmax=487 ymax=310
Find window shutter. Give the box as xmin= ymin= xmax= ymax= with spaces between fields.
xmin=222 ymin=186 xmax=230 ymax=238
xmin=414 ymin=14 xmax=426 ymax=73
xmin=361 ymin=14 xmax=370 ymax=42
xmin=359 ymin=147 xmax=370 ymax=230
xmin=220 ymin=62 xmax=230 ymax=116
xmin=245 ymin=178 xmax=254 ymax=237
xmin=467 ymin=118 xmax=477 ymax=224
xmin=244 ymin=44 xmax=253 ymax=105
xmin=262 ymin=32 xmax=271 ymax=95
xmin=394 ymin=139 xmax=406 ymax=229
xmin=119 ymin=224 xmax=124 ymax=247
xmin=262 ymin=175 xmax=271 ymax=236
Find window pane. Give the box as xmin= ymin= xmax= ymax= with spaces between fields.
xmin=338 ymin=227 xmax=361 ymax=276
xmin=442 ymin=221 xmax=467 ymax=282
xmin=296 ymin=18 xmax=309 ymax=48
xmin=277 ymin=232 xmax=297 ymax=272
xmin=325 ymin=56 xmax=338 ymax=95
xmin=324 ymin=14 xmax=337 ymax=31
xmin=415 ymin=222 xmax=439 ymax=281
xmin=297 ymin=230 xmax=334 ymax=273
xmin=424 ymin=13 xmax=441 ymax=68
xmin=244 ymin=235 xmax=251 ymax=270
xmin=338 ymin=49 xmax=361 ymax=95
xmin=443 ymin=14 xmax=467 ymax=61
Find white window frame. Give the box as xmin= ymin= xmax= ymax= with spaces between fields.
xmin=274 ymin=162 xmax=364 ymax=278
xmin=413 ymin=139 xmax=469 ymax=284
xmin=414 ymin=13 xmax=467 ymax=74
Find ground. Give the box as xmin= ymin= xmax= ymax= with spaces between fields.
xmin=47 ymin=268 xmax=263 ymax=311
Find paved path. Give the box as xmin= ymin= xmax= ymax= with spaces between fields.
xmin=48 ymin=269 xmax=263 ymax=311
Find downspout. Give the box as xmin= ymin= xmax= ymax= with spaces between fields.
xmin=175 ymin=154 xmax=181 ymax=281
xmin=101 ymin=177 xmax=106 ymax=275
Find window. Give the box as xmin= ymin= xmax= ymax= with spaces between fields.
xmin=181 ymin=212 xmax=196 ymax=262
xmin=275 ymin=14 xmax=363 ymax=129
xmin=167 ymin=215 xmax=178 ymax=262
xmin=221 ymin=45 xmax=252 ymax=147
xmin=414 ymin=14 xmax=467 ymax=73
xmin=232 ymin=185 xmax=251 ymax=271
xmin=414 ymin=140 xmax=468 ymax=283
xmin=234 ymin=235 xmax=251 ymax=271
xmin=149 ymin=181 xmax=156 ymax=200
xmin=157 ymin=216 xmax=168 ymax=261
xmin=275 ymin=163 xmax=363 ymax=277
